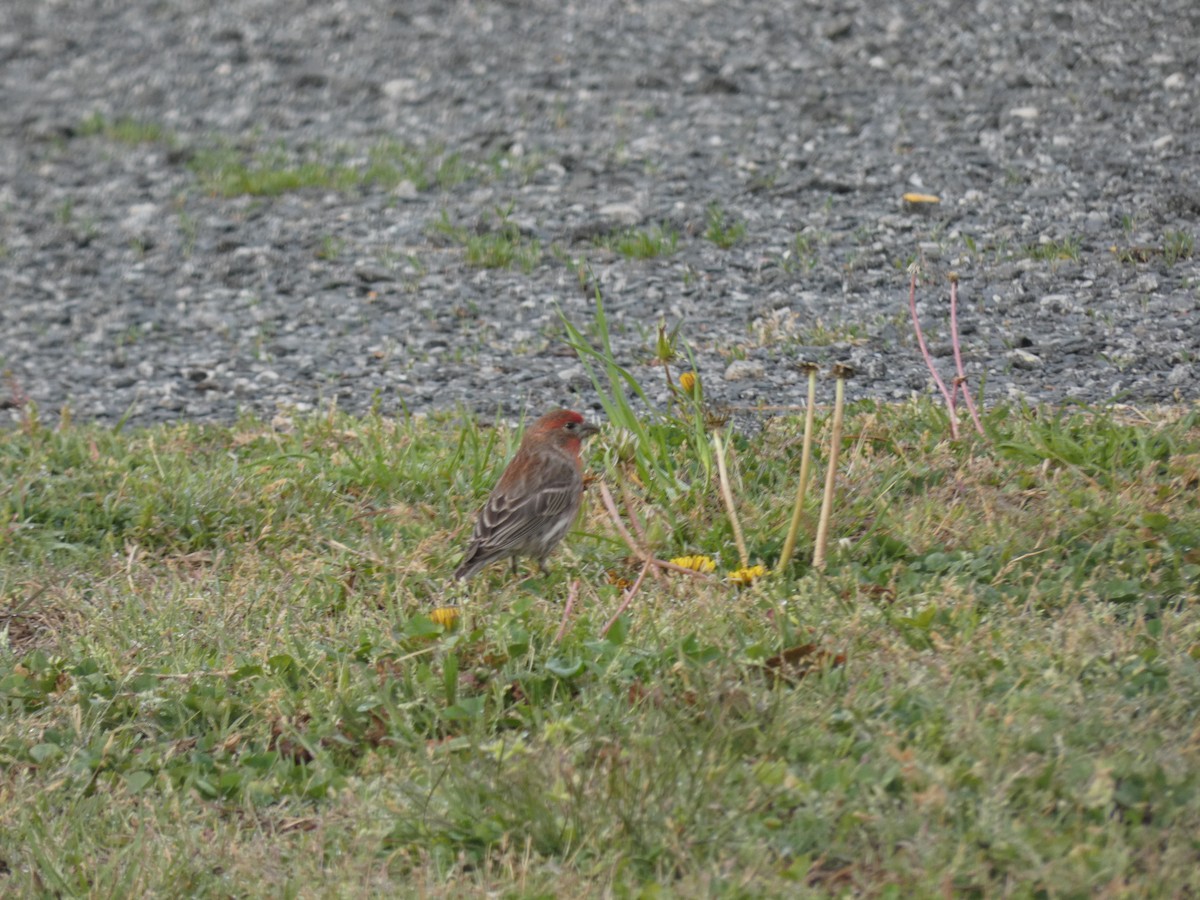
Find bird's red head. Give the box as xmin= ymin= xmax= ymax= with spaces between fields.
xmin=528 ymin=409 xmax=601 ymax=448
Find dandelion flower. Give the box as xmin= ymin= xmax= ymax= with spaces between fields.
xmin=728 ymin=565 xmax=767 ymax=586
xmin=430 ymin=606 xmax=460 ymax=629
xmin=670 ymin=554 xmax=717 ymax=574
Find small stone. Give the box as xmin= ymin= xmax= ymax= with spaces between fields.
xmin=122 ymin=203 xmax=158 ymax=235
xmin=597 ymin=202 xmax=642 ymax=226
xmin=1167 ymin=364 xmax=1192 ymax=385
xmin=556 ymin=364 xmax=588 ymax=388
xmin=724 ymin=360 xmax=766 ymax=381
xmin=381 ymin=78 xmax=420 ymax=100
xmin=356 ymin=264 xmax=395 ymax=283
xmin=1007 ymin=349 xmax=1043 ymax=369
xmin=392 ymin=180 xmax=419 ymax=200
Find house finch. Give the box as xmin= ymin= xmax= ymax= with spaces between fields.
xmin=454 ymin=409 xmax=600 ymax=580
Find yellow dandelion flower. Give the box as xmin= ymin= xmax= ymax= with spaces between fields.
xmin=678 ymin=371 xmax=699 ymax=396
xmin=669 ymin=554 xmax=717 ymax=574
xmin=429 ymin=606 xmax=460 ymax=629
xmin=728 ymin=565 xmax=767 ymax=586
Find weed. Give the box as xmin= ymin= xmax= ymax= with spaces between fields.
xmin=778 ymin=231 xmax=823 ymax=274
xmin=1163 ymin=229 xmax=1195 ymax=265
xmin=316 ymin=235 xmax=345 ymax=261
xmin=703 ymin=203 xmax=746 ymax=249
xmin=598 ymin=224 xmax=679 ymax=259
xmin=1024 ymin=235 xmax=1081 ymax=262
xmin=78 ymin=112 xmax=171 ymax=145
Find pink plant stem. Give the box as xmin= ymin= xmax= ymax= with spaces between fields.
xmin=963 ymin=383 xmax=984 ymax=436
xmin=554 ymin=579 xmax=579 ymax=644
xmin=597 ymin=480 xmax=712 ymax=580
xmin=598 ymin=480 xmax=649 ymax=562
xmin=616 ymin=476 xmax=663 ymax=582
xmin=600 ymin=557 xmax=652 ymax=637
xmin=948 ymin=277 xmax=985 ymax=436
xmin=908 ymin=266 xmax=959 ymax=439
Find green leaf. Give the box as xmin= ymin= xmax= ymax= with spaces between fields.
xmin=545 ymin=657 xmax=585 ymax=678
xmin=266 ymin=654 xmax=296 ymax=675
xmin=605 ymin=616 xmax=629 ymax=646
xmin=753 ymin=759 xmax=789 ymax=788
xmin=124 ymin=770 xmax=154 ymax=793
xmin=29 ymin=742 xmax=63 ymax=764
xmin=403 ymin=615 xmax=443 ymax=638
xmin=1142 ymin=512 xmax=1171 ymax=531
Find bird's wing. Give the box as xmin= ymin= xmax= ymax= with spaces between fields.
xmin=472 ymin=454 xmax=580 ymax=552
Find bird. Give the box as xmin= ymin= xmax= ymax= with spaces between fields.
xmin=454 ymin=409 xmax=600 ymax=580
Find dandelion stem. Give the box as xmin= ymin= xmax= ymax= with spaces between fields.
xmin=813 ymin=364 xmax=852 ymax=571
xmin=778 ymin=363 xmax=820 ymax=573
xmin=713 ymin=429 xmax=750 ymax=569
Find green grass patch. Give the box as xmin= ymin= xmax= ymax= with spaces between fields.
xmin=777 ymin=231 xmax=825 ymax=274
xmin=1024 ymin=235 xmax=1082 ymax=262
xmin=2 ymin=400 xmax=1199 ymax=895
xmin=597 ymin=224 xmax=680 ymax=259
xmin=189 ymin=145 xmax=362 ymax=197
xmin=186 ymin=139 xmax=523 ymax=198
xmin=431 ymin=206 xmax=543 ymax=272
xmin=77 ymin=112 xmax=172 ymax=145
xmin=1113 ymin=229 xmax=1196 ymax=266
xmin=70 ymin=117 xmax=515 ymax=199
xmin=703 ymin=202 xmax=747 ymax=249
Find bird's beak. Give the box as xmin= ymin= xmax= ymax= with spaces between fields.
xmin=579 ymin=421 xmax=601 ymax=439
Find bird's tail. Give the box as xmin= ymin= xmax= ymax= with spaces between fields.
xmin=453 ymin=549 xmax=483 ymax=580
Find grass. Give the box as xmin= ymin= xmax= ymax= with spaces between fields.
xmin=77 ymin=112 xmax=172 ymax=146
xmin=777 ymin=232 xmax=825 ymax=274
xmin=597 ymin=224 xmax=680 ymax=260
xmin=1113 ymin=230 xmax=1196 ymax=266
xmin=71 ymin=113 xmax=511 ymax=199
xmin=2 ymin=397 xmax=1199 ymax=896
xmin=1024 ymin=235 xmax=1082 ymax=262
xmin=1163 ymin=229 xmax=1195 ymax=264
xmin=185 ymin=138 xmax=530 ymax=199
xmin=703 ymin=203 xmax=746 ymax=249
xmin=431 ymin=207 xmax=543 ymax=272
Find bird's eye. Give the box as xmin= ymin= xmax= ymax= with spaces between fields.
xmin=565 ymin=421 xmax=577 ymax=430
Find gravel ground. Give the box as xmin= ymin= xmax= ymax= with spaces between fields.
xmin=2 ymin=0 xmax=1198 ymax=429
